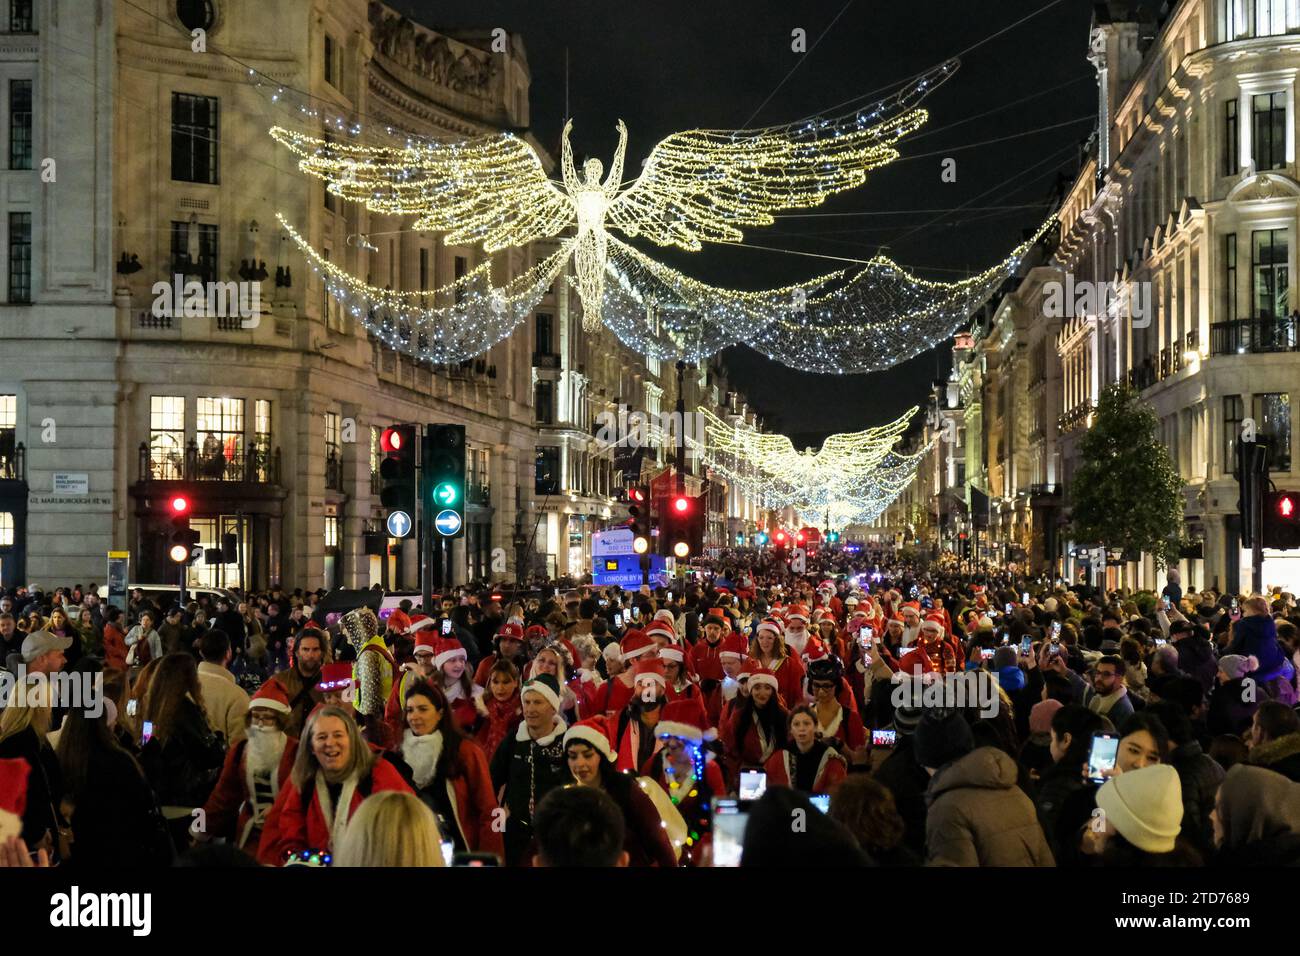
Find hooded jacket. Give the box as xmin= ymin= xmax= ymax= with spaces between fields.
xmin=925 ymin=746 xmax=1055 ymax=867
xmin=1213 ymin=764 xmax=1300 ymax=866
xmin=1227 ymin=614 xmax=1287 ymax=677
xmin=1247 ymin=731 xmax=1300 ymax=782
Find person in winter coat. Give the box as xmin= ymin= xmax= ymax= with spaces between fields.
xmin=195 ymin=630 xmax=251 ymax=746
xmin=1211 ymin=764 xmax=1300 ymax=866
xmin=138 ymin=653 xmax=227 ymax=815
xmin=124 ymin=610 xmax=163 ymax=667
xmin=433 ymin=637 xmax=484 ymax=734
xmin=474 ymin=659 xmax=522 ymax=760
xmin=388 ymin=678 xmax=503 ymax=860
xmin=1144 ymin=701 xmax=1225 ymax=857
xmin=1083 ymin=655 xmax=1135 ymax=726
xmin=0 ymin=679 xmax=68 ymax=861
xmin=1205 ymin=654 xmax=1260 ymax=737
xmin=1246 ymin=700 xmax=1300 ymax=781
xmin=1170 ymin=620 xmax=1218 ymax=694
xmin=828 ymin=774 xmax=920 ymax=866
xmin=199 ymin=682 xmax=299 ymax=852
xmin=1226 ymin=600 xmax=1297 ymax=705
xmin=256 ymin=705 xmax=412 ymax=865
xmin=1087 ymin=764 xmax=1202 ymax=866
xmin=917 ymin=712 xmax=1055 ymax=867
xmin=100 ymin=607 xmax=128 ymax=673
xmin=563 ymin=716 xmax=678 ymax=867
xmin=55 ymin=699 xmax=172 ymax=867
xmin=1033 ymin=704 xmax=1104 ymax=859
xmin=763 ymin=705 xmax=847 ymax=795
xmin=488 ymin=674 xmax=570 ymax=866
xmin=872 ymin=706 xmax=930 ymax=856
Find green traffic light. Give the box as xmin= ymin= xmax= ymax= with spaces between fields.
xmin=433 ymin=482 xmax=459 ymax=506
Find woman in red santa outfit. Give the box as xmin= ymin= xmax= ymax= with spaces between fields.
xmin=897 ymin=616 xmax=964 ymax=675
xmin=764 ymin=705 xmax=848 ymax=796
xmin=563 ymin=716 xmax=678 ymax=867
xmin=257 ymin=704 xmax=412 ymax=865
xmin=389 ymin=678 xmax=503 ymax=859
xmin=805 ymin=656 xmax=867 ymax=765
xmin=589 ymin=630 xmax=656 ymax=717
xmin=613 ymin=657 xmax=670 ymax=775
xmin=433 ymin=637 xmax=483 ymax=735
xmin=703 ymin=632 xmax=749 ymax=728
xmin=474 ymin=659 xmax=522 ymax=761
xmin=661 ymin=643 xmax=701 ymax=705
xmin=648 ymin=699 xmax=723 ymax=867
xmin=201 ymin=681 xmax=300 ymax=853
xmin=721 ymin=666 xmax=789 ymax=790
xmin=748 ymin=618 xmax=806 ymax=708
xmin=383 ymin=632 xmax=438 ymax=744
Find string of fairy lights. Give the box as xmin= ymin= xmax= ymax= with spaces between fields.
xmin=689 ymin=407 xmax=934 ymax=528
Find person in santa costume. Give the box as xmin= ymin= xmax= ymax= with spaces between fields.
xmin=690 ymin=608 xmax=731 ymax=683
xmin=589 ymin=630 xmax=657 ymax=717
xmin=613 ymin=657 xmax=669 ymax=775
xmin=475 ymin=659 xmax=522 ymax=760
xmin=201 ymin=681 xmax=300 ymax=852
xmin=813 ymin=612 xmax=846 ymax=662
xmin=383 ymin=632 xmax=438 ymax=744
xmin=0 ymin=758 xmax=48 ymax=867
xmin=721 ymin=666 xmax=789 ymax=791
xmin=764 ymin=705 xmax=848 ymax=796
xmin=256 ymin=704 xmax=413 ymax=865
xmin=388 ymin=678 xmax=503 ymax=859
xmin=898 ymin=604 xmax=923 ymax=648
xmin=317 ymin=662 xmax=354 ymax=706
xmin=748 ymin=618 xmax=807 ymax=708
xmin=472 ymin=621 xmax=528 ymax=687
xmin=702 ymin=631 xmax=749 ymax=728
xmin=898 ymin=616 xmax=964 ymax=675
xmin=434 ymin=636 xmax=483 ymax=734
xmin=782 ymin=604 xmax=821 ymax=660
xmin=563 ymin=716 xmax=678 ymax=867
xmin=661 ymin=643 xmax=700 ymax=704
xmin=341 ymin=607 xmax=399 ymax=749
xmin=648 ymin=699 xmax=723 ymax=867
xmin=488 ymin=673 xmax=569 ymax=866
xmin=644 ymin=619 xmax=678 ymax=654
xmin=805 ymin=656 xmax=867 ymax=763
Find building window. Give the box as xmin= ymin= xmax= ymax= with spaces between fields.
xmin=536 ymin=313 xmax=553 ymax=355
xmin=324 ymin=515 xmax=339 ymax=549
xmin=9 ymin=0 xmax=33 ymax=32
xmin=324 ymin=34 xmax=340 ymax=89
xmin=175 ymin=0 xmax=215 ymax=32
xmin=419 ymin=248 xmax=430 ymax=292
xmin=8 ymin=211 xmax=29 ymax=304
xmin=1254 ymin=393 xmax=1292 ymax=471
xmin=1223 ymin=99 xmax=1238 ymax=176
xmin=534 ymin=380 xmax=554 ymax=424
xmin=1255 ymin=0 xmax=1287 ymax=35
xmin=252 ymin=399 xmax=272 ymax=480
xmin=197 ymin=397 xmax=244 ymax=479
xmin=9 ymin=79 xmax=30 ymax=170
xmin=325 ymin=412 xmax=341 ymax=490
xmin=0 ymin=393 xmax=15 ymax=480
xmin=1224 ymin=233 xmax=1238 ymax=321
xmin=535 ymin=446 xmax=560 ymax=495
xmin=1252 ymin=92 xmax=1285 ymax=171
xmin=1224 ymin=396 xmax=1244 ymax=476
xmin=0 ymin=511 xmax=11 ymax=547
xmin=171 ymin=93 xmax=219 ymax=184
xmin=1251 ymin=229 xmax=1289 ymax=318
xmin=171 ymin=219 xmax=218 ymax=283
xmin=150 ymin=396 xmax=186 ymax=480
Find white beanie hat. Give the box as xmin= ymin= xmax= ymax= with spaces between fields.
xmin=1096 ymin=764 xmax=1183 ymax=854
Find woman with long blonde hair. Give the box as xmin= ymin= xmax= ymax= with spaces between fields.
xmin=334 ymin=790 xmax=446 ymax=867
xmin=0 ymin=679 xmax=69 ymax=860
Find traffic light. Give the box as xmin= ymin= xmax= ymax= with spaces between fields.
xmin=627 ymin=485 xmax=651 ymax=555
xmin=756 ymin=531 xmax=769 ymax=546
xmin=379 ymin=424 xmax=418 ymax=536
xmin=661 ymin=493 xmax=702 ymax=559
xmin=425 ymin=424 xmax=466 ymax=539
xmin=826 ymin=530 xmax=840 ymax=544
xmin=168 ymin=493 xmax=200 ymax=564
xmin=1262 ymin=491 xmax=1300 ymax=549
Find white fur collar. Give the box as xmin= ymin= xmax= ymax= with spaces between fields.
xmin=516 ymin=716 xmax=567 ymax=745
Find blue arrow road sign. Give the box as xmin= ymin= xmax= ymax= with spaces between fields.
xmin=434 ymin=509 xmax=462 ymax=536
xmin=386 ymin=510 xmax=412 ymax=537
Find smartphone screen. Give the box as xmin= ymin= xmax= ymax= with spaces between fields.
xmin=1052 ymin=621 xmax=1062 ymax=637
xmin=1005 ymin=603 xmax=1014 ymax=614
xmin=441 ymin=619 xmax=453 ymax=636
xmin=980 ymin=648 xmax=994 ymax=661
xmin=1087 ymin=734 xmax=1119 ymax=783
xmin=1020 ymin=636 xmax=1033 ymax=656
xmin=711 ymin=800 xmax=748 ymax=867
xmin=738 ymin=770 xmax=767 ymax=802
xmin=1154 ymin=637 xmax=1167 ymax=646
xmin=614 ymin=611 xmax=624 ymax=628
xmin=871 ymin=729 xmax=897 ymax=747
xmin=632 ymin=607 xmax=640 ymax=620
xmin=440 ymin=840 xmax=455 ymax=866
xmin=1022 ymin=592 xmax=1029 ymax=604
xmin=126 ymin=698 xmax=138 ymax=718
xmin=141 ymin=720 xmax=154 ymax=744
xmin=667 ymin=591 xmax=673 ymax=603
xmin=809 ymin=794 xmax=831 ymax=814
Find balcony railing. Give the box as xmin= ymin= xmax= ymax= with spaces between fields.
xmin=138 ymin=440 xmax=281 ymax=484
xmin=1057 ymin=402 xmax=1093 ymax=433
xmin=1210 ymin=315 xmax=1300 ymax=355
xmin=0 ymin=436 xmax=24 ymax=481
xmin=467 ymin=482 xmax=491 ymax=506
xmin=1127 ymin=359 xmax=1157 ymax=391
xmin=532 ymin=352 xmax=561 ymax=369
xmin=325 ymin=450 xmax=343 ymax=492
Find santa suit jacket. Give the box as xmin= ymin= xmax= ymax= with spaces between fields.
xmin=689 ymin=637 xmax=727 ymax=681
xmin=474 ymin=693 xmax=522 ymax=760
xmin=392 ymin=736 xmax=505 ymax=858
xmin=383 ymin=668 xmax=431 ymax=743
xmin=815 ymin=700 xmax=866 ymax=753
xmin=202 ymin=735 xmax=299 ymax=849
xmin=256 ymin=757 xmax=413 ymax=865
xmin=756 ymin=654 xmax=806 ymax=709
xmin=651 ymin=756 xmax=726 ymax=867
xmin=764 ymin=744 xmax=848 ymax=795
xmin=591 ymin=673 xmax=636 ymax=718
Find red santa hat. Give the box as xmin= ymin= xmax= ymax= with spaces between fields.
xmin=738 ymin=656 xmax=762 ymax=680
xmin=620 ymin=630 xmax=657 ymax=663
xmin=659 ymin=644 xmax=685 ymax=663
xmin=644 ymin=621 xmax=676 ymax=644
xmin=434 ymin=637 xmax=467 ymax=669
xmin=804 ymin=641 xmax=830 ymax=665
xmin=407 ymin=616 xmax=437 ymax=634
xmin=657 ymin=697 xmax=714 ymax=744
xmin=412 ymin=632 xmax=438 ymax=656
xmin=563 ymin=715 xmax=616 ymax=762
xmin=851 ymin=608 xmax=870 ymax=619
xmin=901 ymin=602 xmax=922 ymax=614
xmin=631 ymin=656 xmax=667 ymax=689
xmin=318 ymin=662 xmax=353 ymax=693
xmin=921 ymin=615 xmax=945 ymax=634
xmin=653 ymin=609 xmax=676 ymax=624
xmin=756 ymin=618 xmax=783 ymax=639
xmin=785 ymin=604 xmax=810 ymax=624
xmin=0 ymin=758 xmax=30 ymax=844
xmin=719 ymin=631 xmax=748 ymax=661
xmin=748 ymin=666 xmax=780 ymax=693
xmin=250 ymin=680 xmax=291 ymax=715
xmin=525 ymin=624 xmax=550 ymax=642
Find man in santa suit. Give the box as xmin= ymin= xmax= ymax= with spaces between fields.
xmin=899 ymin=604 xmax=923 ymax=648
xmin=702 ymin=631 xmax=747 ymax=727
xmin=897 ymin=616 xmax=963 ymax=675
xmin=782 ymin=605 xmax=817 ymax=659
xmin=689 ymin=609 xmax=730 ymax=682
xmin=644 ymin=620 xmax=678 ymax=654
xmin=383 ymin=632 xmax=438 ymax=743
xmin=200 ymin=682 xmax=300 ymax=852
xmin=590 ymin=630 xmax=657 ymax=717
xmin=815 ymin=582 xmax=843 ymax=621
xmin=614 ymin=658 xmax=669 ymax=774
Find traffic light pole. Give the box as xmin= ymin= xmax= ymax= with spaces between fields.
xmin=421 ymin=426 xmax=434 ymax=615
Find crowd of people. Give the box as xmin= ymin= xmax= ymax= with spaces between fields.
xmin=1 ymin=550 xmax=1299 ymax=868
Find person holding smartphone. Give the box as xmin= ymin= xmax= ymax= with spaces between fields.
xmin=764 ymin=705 xmax=847 ymax=796
xmin=721 ymin=667 xmax=788 ymax=792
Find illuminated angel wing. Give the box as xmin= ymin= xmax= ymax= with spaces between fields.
xmin=607 ymin=61 xmax=958 ymax=251
xmin=270 ymin=127 xmax=574 ymax=251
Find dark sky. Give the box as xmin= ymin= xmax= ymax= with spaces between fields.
xmin=389 ymin=0 xmax=1112 ymax=443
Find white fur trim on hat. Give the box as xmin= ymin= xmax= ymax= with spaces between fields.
xmin=521 ymin=678 xmax=562 ymax=712
xmin=659 ymin=646 xmax=685 ymax=662
xmin=622 ymin=642 xmax=657 ymax=663
xmin=563 ymin=724 xmax=615 ymax=762
xmin=634 ymin=672 xmax=666 ymax=687
xmin=757 ymin=620 xmax=782 ymax=637
xmin=749 ymin=673 xmax=779 ymax=692
xmin=434 ymin=646 xmax=468 ymax=669
xmin=656 ymin=721 xmax=703 ymax=744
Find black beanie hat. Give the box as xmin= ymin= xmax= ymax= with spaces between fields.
xmin=913 ymin=711 xmax=974 ymax=771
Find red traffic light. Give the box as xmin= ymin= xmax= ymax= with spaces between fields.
xmin=774 ymin=531 xmax=787 ymax=544
xmin=672 ymin=496 xmax=690 ymax=514
xmin=796 ymin=532 xmax=805 ymax=544
xmin=1281 ymin=495 xmax=1296 ymax=518
xmin=629 ymin=488 xmax=646 ymax=503
xmin=380 ymin=427 xmax=405 ymax=453
xmin=170 ymin=495 xmax=190 ymax=515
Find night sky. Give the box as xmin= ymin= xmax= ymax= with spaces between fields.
xmin=388 ymin=0 xmax=1118 ymax=443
